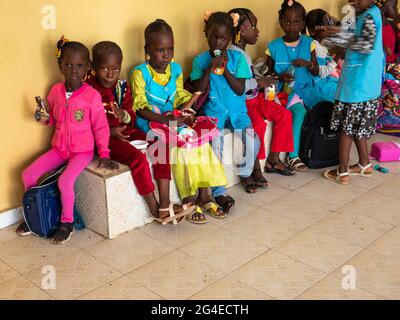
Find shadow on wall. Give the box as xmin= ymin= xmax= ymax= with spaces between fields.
xmin=123 ymin=24 xmax=145 ymax=79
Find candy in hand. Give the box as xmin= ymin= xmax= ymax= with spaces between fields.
xmin=34 ymin=96 xmax=50 ymax=122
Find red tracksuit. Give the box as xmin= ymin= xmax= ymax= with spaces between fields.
xmin=246 ymin=92 xmax=294 ymax=160
xmin=87 ymin=76 xmax=171 ymax=196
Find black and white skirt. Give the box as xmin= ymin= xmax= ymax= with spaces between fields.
xmin=330 ymin=99 xmax=379 ymax=139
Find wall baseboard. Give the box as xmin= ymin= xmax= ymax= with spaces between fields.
xmin=0 ymin=207 xmax=23 ymax=230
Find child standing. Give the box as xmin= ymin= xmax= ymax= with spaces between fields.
xmin=88 ymin=41 xmax=190 ymax=225
xmin=266 ymin=0 xmax=336 ymax=172
xmin=17 ymin=37 xmax=118 ymax=244
xmin=324 ymin=0 xmax=384 ymax=184
xmin=190 ymin=11 xmax=260 ymax=213
xmin=306 ymin=9 xmax=344 ymax=79
xmin=228 ymin=8 xmax=295 ymax=180
xmin=130 ymin=20 xmax=226 ymax=224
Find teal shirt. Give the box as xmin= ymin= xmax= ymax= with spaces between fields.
xmin=190 ymin=49 xmax=252 ymax=130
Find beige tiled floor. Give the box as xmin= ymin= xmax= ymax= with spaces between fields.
xmin=0 ymin=133 xmax=399 ymax=300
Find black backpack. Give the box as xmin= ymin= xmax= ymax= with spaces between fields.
xmin=299 ymin=101 xmax=339 ymax=169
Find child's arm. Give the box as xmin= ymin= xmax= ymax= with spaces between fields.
xmin=265 ymin=50 xmax=291 ymax=83
xmin=191 ymin=55 xmax=213 ymax=92
xmin=325 ymin=15 xmax=376 ymax=54
xmin=223 ymin=51 xmax=250 ymax=95
xmin=293 ymin=50 xmax=319 ymax=77
xmin=90 ymin=93 xmax=111 ymax=159
xmin=131 ymin=69 xmax=185 ymax=126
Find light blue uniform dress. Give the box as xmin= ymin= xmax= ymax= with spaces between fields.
xmin=335 ymin=4 xmax=383 ymax=104
xmin=132 ymin=62 xmax=181 ymax=134
xmin=268 ymin=34 xmax=336 ymax=158
xmin=190 ymin=49 xmax=260 ymax=197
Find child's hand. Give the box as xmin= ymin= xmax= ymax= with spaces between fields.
xmin=165 ymin=114 xmax=185 ymax=127
xmin=110 ymin=126 xmax=130 ymax=143
xmin=97 ymin=158 xmax=119 ymax=170
xmin=257 ymin=76 xmax=278 ymax=89
xmin=279 ymin=73 xmax=294 ymax=83
xmin=111 ymin=103 xmax=126 ymax=123
xmin=293 ymin=59 xmax=312 ymax=68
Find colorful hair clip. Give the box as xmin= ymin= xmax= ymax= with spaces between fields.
xmin=288 ymin=0 xmax=294 ymax=6
xmin=204 ymin=9 xmax=213 ymax=22
xmin=230 ymin=12 xmax=240 ymax=27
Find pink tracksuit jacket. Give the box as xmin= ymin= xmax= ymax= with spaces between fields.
xmin=46 ymin=82 xmax=110 ymax=158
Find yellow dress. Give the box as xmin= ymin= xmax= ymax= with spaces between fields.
xmin=130 ymin=62 xmax=227 ymax=198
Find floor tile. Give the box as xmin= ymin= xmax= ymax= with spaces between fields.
xmin=0 ymin=276 xmax=52 ymax=300
xmin=0 ymin=235 xmax=79 ymax=274
xmin=306 ymin=211 xmax=393 ymax=247
xmin=338 ymin=191 xmax=400 ymax=225
xmin=297 ymin=177 xmax=369 ymax=210
xmin=179 ymin=228 xmax=268 ymax=274
xmin=84 ymin=230 xmax=174 ymax=274
xmin=223 ymin=208 xmax=305 ymax=248
xmin=230 ymin=250 xmax=326 ymax=300
xmin=127 ymin=251 xmax=225 ymax=300
xmin=368 ymin=227 xmax=400 ymax=262
xmin=296 ymin=268 xmax=382 ymax=300
xmin=344 ymin=249 xmax=400 ymax=299
xmin=265 ymin=170 xmax=321 ymax=191
xmin=0 ymin=260 xmax=19 ymax=284
xmin=68 ymin=228 xmax=105 ymax=250
xmin=0 ymin=224 xmax=19 ymax=245
xmin=77 ymin=276 xmax=162 ymax=300
xmin=275 ymin=228 xmax=363 ymax=273
xmin=139 ymin=219 xmax=220 ymax=249
xmin=24 ymin=251 xmax=121 ymax=300
xmin=374 ymin=175 xmax=400 ymax=198
xmin=229 ymin=184 xmax=290 ymax=208
xmin=262 ymin=191 xmax=335 ymax=229
xmin=189 ymin=276 xmax=275 ymax=300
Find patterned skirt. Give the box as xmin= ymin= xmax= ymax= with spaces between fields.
xmin=330 ymin=99 xmax=379 ymax=139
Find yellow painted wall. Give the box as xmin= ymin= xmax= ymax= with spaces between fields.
xmin=0 ymin=0 xmax=346 ymax=213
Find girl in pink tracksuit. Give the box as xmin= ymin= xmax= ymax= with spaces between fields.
xmin=17 ymin=37 xmax=117 ymax=244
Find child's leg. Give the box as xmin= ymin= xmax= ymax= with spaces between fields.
xmin=151 ymin=140 xmax=192 ymax=221
xmin=210 ymin=132 xmax=235 ymax=213
xmin=261 ymin=100 xmax=295 ymax=175
xmin=338 ymin=133 xmax=353 ymax=174
xmin=350 ymin=137 xmax=373 ymax=174
xmin=287 ymin=102 xmax=308 ymax=171
xmin=210 ymin=133 xmax=228 ymax=197
xmin=57 ymin=151 xmax=94 ymax=224
xmin=236 ymin=127 xmax=260 ymax=193
xmin=109 ymin=137 xmax=158 ymax=216
xmin=22 ymin=149 xmax=66 ymax=190
xmin=246 ymin=96 xmax=268 ymax=160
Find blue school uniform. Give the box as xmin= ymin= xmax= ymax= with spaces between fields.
xmin=268 ymin=34 xmax=336 ymax=108
xmin=336 ymin=4 xmax=384 ymax=103
xmin=190 ymin=49 xmax=252 ymax=130
xmin=132 ymin=62 xmax=182 ymax=133
xmin=313 ymin=55 xmax=339 ymax=104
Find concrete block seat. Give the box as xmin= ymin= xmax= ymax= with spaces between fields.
xmin=75 ymin=122 xmax=281 ymax=239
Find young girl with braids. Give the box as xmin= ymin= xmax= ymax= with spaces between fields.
xmin=266 ymin=0 xmax=336 ymax=172
xmin=228 ymin=8 xmax=295 ymax=181
xmin=130 ymin=20 xmax=226 ymax=224
xmin=17 ymin=36 xmax=117 ymax=244
xmin=190 ymin=11 xmax=261 ymax=213
xmin=324 ymin=0 xmax=384 ymax=184
xmin=87 ymin=41 xmax=190 ymax=225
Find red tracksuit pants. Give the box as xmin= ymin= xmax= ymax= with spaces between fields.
xmin=246 ymin=93 xmax=294 ymax=160
xmin=109 ymin=136 xmax=171 ymax=196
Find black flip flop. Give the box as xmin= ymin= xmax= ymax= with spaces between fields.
xmin=265 ymin=161 xmax=295 ymax=176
